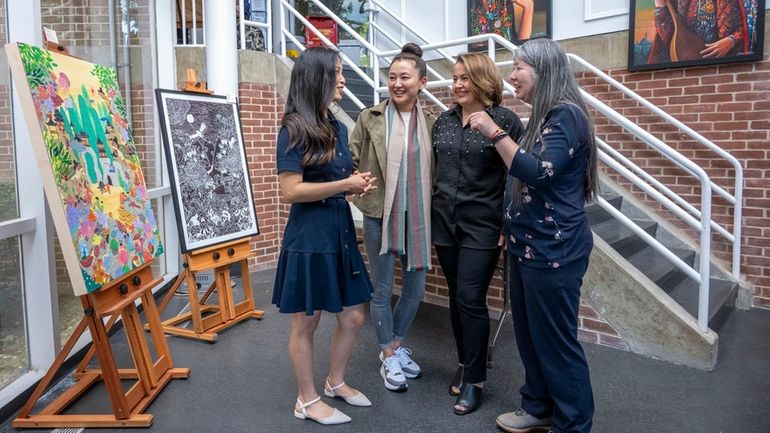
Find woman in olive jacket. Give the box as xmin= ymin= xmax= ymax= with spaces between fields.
xmin=349 ymin=43 xmax=436 ymax=393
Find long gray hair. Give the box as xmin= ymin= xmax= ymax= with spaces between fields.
xmin=511 ymin=38 xmax=598 ymax=205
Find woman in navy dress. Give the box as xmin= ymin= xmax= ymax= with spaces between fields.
xmin=273 ymin=47 xmax=376 ymax=426
xmin=468 ymin=38 xmax=598 ymax=433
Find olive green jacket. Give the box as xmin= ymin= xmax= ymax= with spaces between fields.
xmin=349 ymin=99 xmax=437 ymax=218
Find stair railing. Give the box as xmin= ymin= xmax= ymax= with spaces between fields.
xmin=567 ymin=54 xmax=743 ymax=280
xmin=174 ymin=0 xmax=273 ymax=51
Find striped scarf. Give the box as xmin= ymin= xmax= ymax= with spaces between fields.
xmin=380 ymin=99 xmax=432 ymax=271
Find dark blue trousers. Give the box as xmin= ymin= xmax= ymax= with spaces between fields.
xmin=508 ymin=253 xmax=594 ymax=433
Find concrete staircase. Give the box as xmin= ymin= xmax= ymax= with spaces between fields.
xmin=582 ymin=179 xmax=740 ymax=369
xmin=338 ymin=65 xmax=375 ymax=121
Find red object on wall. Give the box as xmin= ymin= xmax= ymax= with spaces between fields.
xmin=305 ymin=16 xmax=338 ymax=48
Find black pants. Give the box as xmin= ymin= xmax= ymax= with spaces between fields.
xmin=508 ymin=252 xmax=594 ymax=433
xmin=435 ymin=245 xmax=501 ymax=384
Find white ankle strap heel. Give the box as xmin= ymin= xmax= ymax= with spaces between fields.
xmin=294 ymin=396 xmax=351 ymax=425
xmin=323 ymin=380 xmax=372 ymax=407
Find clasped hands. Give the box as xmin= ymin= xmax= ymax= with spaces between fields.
xmin=348 ymin=171 xmax=377 ymax=197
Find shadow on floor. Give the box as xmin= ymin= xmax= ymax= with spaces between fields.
xmin=3 ymin=269 xmax=770 ymax=433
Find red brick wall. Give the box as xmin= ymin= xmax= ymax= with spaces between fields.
xmin=575 ymin=56 xmax=770 ymax=309
xmin=239 ymin=83 xmax=286 ymax=271
xmin=41 ymin=0 xmax=112 ymax=50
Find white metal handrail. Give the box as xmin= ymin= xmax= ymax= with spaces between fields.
xmin=175 ymin=0 xmax=273 ymax=51
xmin=581 ymin=89 xmax=714 ymax=330
xmin=596 ymin=196 xmax=701 ymax=283
xmin=597 ymin=139 xmax=733 ymax=242
xmin=367 ymin=0 xmax=458 ymax=66
xmin=567 ymin=53 xmax=743 ymax=278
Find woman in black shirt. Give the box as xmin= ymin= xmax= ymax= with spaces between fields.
xmin=432 ymin=52 xmax=523 ymax=415
xmin=468 ymin=38 xmax=598 ymax=433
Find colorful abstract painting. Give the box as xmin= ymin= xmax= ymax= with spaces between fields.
xmin=156 ymin=90 xmax=259 ymax=252
xmin=6 ymin=42 xmax=163 ymax=296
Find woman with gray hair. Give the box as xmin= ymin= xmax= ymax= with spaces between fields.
xmin=468 ymin=38 xmax=598 ymax=433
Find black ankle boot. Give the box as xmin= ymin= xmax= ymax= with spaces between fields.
xmin=453 ymin=383 xmax=483 ymax=415
xmin=448 ymin=365 xmax=464 ymax=396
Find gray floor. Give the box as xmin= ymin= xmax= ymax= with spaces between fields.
xmin=3 ymin=268 xmax=770 ymax=433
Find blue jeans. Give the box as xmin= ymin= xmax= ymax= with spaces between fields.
xmin=363 ymin=216 xmax=426 ymax=349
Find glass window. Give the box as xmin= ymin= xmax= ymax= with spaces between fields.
xmin=39 ymin=0 xmax=164 ymax=342
xmin=0 ymin=237 xmax=26 ymax=389
xmin=0 ymin=0 xmax=28 ymax=390
xmin=0 ymin=0 xmax=17 ymax=222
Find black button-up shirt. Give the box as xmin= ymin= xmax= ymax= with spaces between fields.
xmin=431 ymin=105 xmax=524 ymax=249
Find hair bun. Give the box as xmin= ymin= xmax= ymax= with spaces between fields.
xmin=401 ymin=42 xmax=423 ymax=58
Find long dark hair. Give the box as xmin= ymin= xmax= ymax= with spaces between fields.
xmin=281 ymin=47 xmax=340 ymax=166
xmin=511 ymin=38 xmax=598 ymax=204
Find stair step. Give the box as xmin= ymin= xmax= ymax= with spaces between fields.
xmin=586 ymin=195 xmax=623 ymax=226
xmin=625 ymin=246 xmax=695 ymax=292
xmin=668 ymin=277 xmax=738 ymax=332
xmin=340 ymin=66 xmax=375 ymax=121
xmin=591 ymin=218 xmax=657 ymax=257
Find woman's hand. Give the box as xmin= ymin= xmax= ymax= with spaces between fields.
xmin=347 ymin=171 xmax=377 ymax=196
xmin=701 ymin=37 xmax=735 ymax=58
xmin=467 ymin=111 xmax=499 ymax=139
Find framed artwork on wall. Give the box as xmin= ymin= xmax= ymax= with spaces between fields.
xmin=628 ymin=0 xmax=766 ymax=71
xmin=6 ymin=42 xmax=164 ymax=296
xmin=467 ymin=0 xmax=552 ymax=51
xmin=156 ymin=89 xmax=260 ymax=253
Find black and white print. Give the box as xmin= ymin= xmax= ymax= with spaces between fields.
xmin=156 ymin=90 xmax=259 ymax=252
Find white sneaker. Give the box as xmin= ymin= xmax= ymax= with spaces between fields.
xmin=379 ymin=347 xmax=422 ymax=379
xmin=394 ymin=346 xmax=421 ymax=379
xmin=380 ymin=355 xmax=407 ymax=392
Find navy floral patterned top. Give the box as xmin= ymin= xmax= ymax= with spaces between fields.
xmin=504 ymin=103 xmax=594 ymax=269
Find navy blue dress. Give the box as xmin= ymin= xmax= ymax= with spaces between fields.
xmin=272 ymin=118 xmax=373 ymax=315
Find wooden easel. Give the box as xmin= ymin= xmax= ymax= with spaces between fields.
xmin=149 ymin=73 xmax=263 ymax=342
xmin=182 ymin=68 xmax=213 ymax=94
xmin=152 ymin=238 xmax=264 ymax=342
xmin=13 ymin=263 xmax=190 ymax=429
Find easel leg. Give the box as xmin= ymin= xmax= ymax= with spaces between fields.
xmin=15 ymin=319 xmax=88 ymax=419
xmin=185 ymin=265 xmax=205 ymax=333
xmin=215 ymin=265 xmax=236 ymax=321
xmin=240 ymin=259 xmax=264 ymax=319
xmin=123 ymin=303 xmax=158 ymax=392
xmin=156 ymin=270 xmax=188 ymax=313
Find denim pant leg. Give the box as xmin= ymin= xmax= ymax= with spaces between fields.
xmin=392 ymin=254 xmax=426 ymax=342
xmin=363 ymin=216 xmax=398 ymax=348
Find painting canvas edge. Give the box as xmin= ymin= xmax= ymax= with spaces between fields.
xmin=5 ymin=42 xmax=89 ymax=296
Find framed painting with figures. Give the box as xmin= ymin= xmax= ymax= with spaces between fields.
xmin=628 ymin=0 xmax=765 ymax=71
xmin=467 ymin=0 xmax=552 ymax=51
